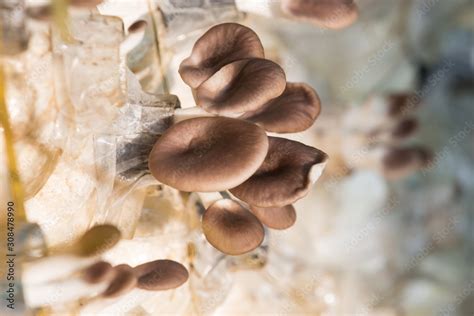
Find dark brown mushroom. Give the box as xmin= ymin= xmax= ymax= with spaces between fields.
xmin=102 ymin=264 xmax=137 ymax=298
xmin=383 ymin=146 xmax=432 ymax=178
xmin=148 ymin=117 xmax=269 ymax=192
xmin=250 ymin=205 xmax=297 ymax=230
xmin=241 ymin=82 xmax=321 ymax=133
xmin=202 ymin=199 xmax=265 ymax=255
xmin=81 ymin=261 xmax=114 ymax=284
xmin=230 ymin=137 xmax=328 ymax=207
xmin=281 ymin=0 xmax=358 ymax=29
xmin=387 ymin=93 xmax=421 ymax=117
xmin=195 ymin=58 xmax=286 ymax=115
xmin=391 ymin=117 xmax=418 ymax=139
xmin=179 ymin=23 xmax=265 ymax=89
xmin=133 ymin=260 xmax=189 ymax=291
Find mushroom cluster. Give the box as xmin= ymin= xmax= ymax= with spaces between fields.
xmin=149 ymin=23 xmax=328 ymax=256
xmin=22 ymin=225 xmax=189 ymax=308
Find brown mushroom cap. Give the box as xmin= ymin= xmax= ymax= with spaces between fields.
xmin=195 ymin=58 xmax=286 ymax=115
xmin=81 ymin=261 xmax=114 ymax=284
xmin=148 ymin=117 xmax=269 ymax=192
xmin=133 ymin=260 xmax=189 ymax=291
xmin=281 ymin=0 xmax=358 ymax=29
xmin=383 ymin=146 xmax=432 ymax=178
xmin=230 ymin=137 xmax=328 ymax=207
xmin=387 ymin=93 xmax=421 ymax=117
xmin=250 ymin=205 xmax=297 ymax=230
xmin=102 ymin=264 xmax=137 ymax=298
xmin=391 ymin=117 xmax=418 ymax=139
xmin=241 ymin=82 xmax=321 ymax=133
xmin=202 ymin=199 xmax=265 ymax=255
xmin=179 ymin=23 xmax=265 ymax=89
xmin=77 ymin=225 xmax=121 ymax=257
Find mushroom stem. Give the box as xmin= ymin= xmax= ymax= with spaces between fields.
xmin=219 ymin=191 xmax=232 ymax=200
xmin=173 ymin=106 xmax=216 ymax=123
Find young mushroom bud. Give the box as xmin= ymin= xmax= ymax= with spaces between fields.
xmin=281 ymin=0 xmax=358 ymax=29
xmin=195 ymin=58 xmax=287 ymax=115
xmin=250 ymin=205 xmax=297 ymax=230
xmin=202 ymin=199 xmax=265 ymax=255
xmin=230 ymin=137 xmax=328 ymax=207
xmin=387 ymin=93 xmax=421 ymax=117
xmin=81 ymin=261 xmax=115 ymax=284
xmin=75 ymin=225 xmax=121 ymax=257
xmin=148 ymin=117 xmax=269 ymax=192
xmin=383 ymin=146 xmax=432 ymax=179
xmin=102 ymin=264 xmax=137 ymax=299
xmin=26 ymin=5 xmax=51 ymax=21
xmin=179 ymin=23 xmax=265 ymax=89
xmin=133 ymin=260 xmax=189 ymax=291
xmin=70 ymin=0 xmax=104 ymax=7
xmin=241 ymin=82 xmax=321 ymax=133
xmin=391 ymin=117 xmax=419 ymax=139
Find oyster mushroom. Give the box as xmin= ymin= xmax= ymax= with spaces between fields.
xmin=241 ymin=82 xmax=321 ymax=133
xmin=250 ymin=205 xmax=297 ymax=230
xmin=281 ymin=0 xmax=359 ymax=29
xmin=202 ymin=199 xmax=265 ymax=255
xmin=102 ymin=264 xmax=137 ymax=298
xmin=230 ymin=137 xmax=328 ymax=207
xmin=70 ymin=0 xmax=103 ymax=7
xmin=179 ymin=23 xmax=265 ymax=89
xmin=74 ymin=224 xmax=121 ymax=257
xmin=195 ymin=58 xmax=286 ymax=115
xmin=383 ymin=146 xmax=432 ymax=179
xmin=133 ymin=260 xmax=189 ymax=291
xmin=148 ymin=117 xmax=269 ymax=192
xmin=81 ymin=261 xmax=115 ymax=284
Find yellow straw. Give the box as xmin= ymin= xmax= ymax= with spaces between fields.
xmin=0 ymin=53 xmax=27 ymax=222
xmin=52 ymin=0 xmax=74 ymax=43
